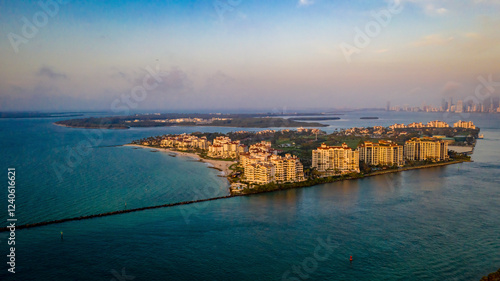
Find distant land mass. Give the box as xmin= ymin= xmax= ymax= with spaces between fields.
xmin=0 ymin=112 xmax=84 ymax=118
xmin=54 ymin=113 xmax=329 ymax=129
xmin=360 ymin=117 xmax=379 ymax=119
xmin=290 ymin=117 xmax=341 ymax=121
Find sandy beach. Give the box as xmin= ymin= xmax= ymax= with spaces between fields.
xmin=124 ymin=144 xmax=236 ymax=176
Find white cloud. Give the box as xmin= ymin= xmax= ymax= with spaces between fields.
xmin=412 ymin=34 xmax=454 ymax=47
xmin=298 ymin=0 xmax=314 ymax=6
xmin=399 ymin=0 xmax=449 ymax=15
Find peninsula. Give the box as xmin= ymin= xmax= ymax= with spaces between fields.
xmin=133 ymin=119 xmax=479 ymax=195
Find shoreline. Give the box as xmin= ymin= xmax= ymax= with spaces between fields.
xmin=1 ymin=155 xmax=470 ymax=232
xmin=124 ymin=144 xmax=469 ymax=196
xmin=124 ymin=144 xmax=236 ymax=177
xmin=234 ymin=159 xmax=470 ymax=195
xmin=53 ymin=122 xmax=128 ymax=130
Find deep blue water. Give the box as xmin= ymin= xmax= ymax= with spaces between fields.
xmin=0 ymin=111 xmax=499 ymax=280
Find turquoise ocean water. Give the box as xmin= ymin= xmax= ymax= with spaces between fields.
xmin=0 ymin=111 xmax=499 ymax=280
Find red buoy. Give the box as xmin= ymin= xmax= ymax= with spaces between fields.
xmin=349 ymin=256 xmax=353 ymax=262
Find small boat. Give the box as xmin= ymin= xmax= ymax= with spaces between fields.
xmin=478 ymin=134 xmax=484 ymax=139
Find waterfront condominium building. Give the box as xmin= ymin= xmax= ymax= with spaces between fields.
xmin=160 ymin=134 xmax=210 ymax=150
xmin=208 ymin=136 xmax=240 ymax=158
xmin=404 ymin=137 xmax=449 ymax=161
xmin=357 ymin=140 xmax=405 ymax=167
xmin=244 ymin=162 xmax=276 ymax=184
xmin=426 ymin=120 xmax=450 ymax=128
xmin=453 ymin=120 xmax=476 ymax=129
xmin=408 ymin=122 xmax=424 ymax=128
xmin=389 ymin=123 xmax=407 ymax=130
xmin=312 ymin=143 xmax=360 ymax=176
xmin=270 ymin=154 xmax=305 ymax=183
xmin=241 ymin=151 xmax=304 ymax=184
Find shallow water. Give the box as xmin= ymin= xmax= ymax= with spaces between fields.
xmin=0 ymin=111 xmax=498 ymax=280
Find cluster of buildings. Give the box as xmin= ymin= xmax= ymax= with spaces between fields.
xmin=311 ymin=137 xmax=449 ymax=177
xmin=453 ymin=120 xmax=476 ymax=129
xmin=148 ymin=117 xmax=231 ymax=124
xmin=387 ymin=97 xmax=500 ymax=113
xmin=389 ymin=120 xmax=476 ymax=130
xmin=157 ymin=134 xmax=306 ymax=186
xmin=155 ymin=124 xmax=458 ymax=185
xmin=160 ymin=134 xmax=210 ymax=150
xmin=240 ymin=141 xmax=305 ymax=185
xmin=207 ymin=136 xmax=247 ymax=159
xmin=297 ymin=127 xmax=322 ymax=134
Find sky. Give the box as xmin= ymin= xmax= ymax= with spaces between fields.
xmin=0 ymin=0 xmax=499 ymax=112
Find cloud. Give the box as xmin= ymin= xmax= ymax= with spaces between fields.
xmin=37 ymin=66 xmax=68 ymax=80
xmin=412 ymin=34 xmax=454 ymax=47
xmin=399 ymin=0 xmax=448 ymax=15
xmin=423 ymin=4 xmax=448 ymax=15
xmin=298 ymin=0 xmax=314 ymax=6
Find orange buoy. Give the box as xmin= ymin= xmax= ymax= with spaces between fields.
xmin=349 ymin=256 xmax=353 ymax=262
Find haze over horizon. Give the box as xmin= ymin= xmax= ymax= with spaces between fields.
xmin=1 ymin=0 xmax=499 ymax=112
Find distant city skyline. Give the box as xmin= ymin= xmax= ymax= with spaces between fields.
xmin=388 ymin=95 xmax=500 ymax=114
xmin=1 ymin=0 xmax=499 ymax=111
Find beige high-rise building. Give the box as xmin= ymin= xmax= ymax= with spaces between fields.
xmin=404 ymin=137 xmax=449 ymax=161
xmin=426 ymin=120 xmax=449 ymax=128
xmin=270 ymin=154 xmax=305 ymax=183
xmin=241 ymin=144 xmax=304 ymax=184
xmin=453 ymin=120 xmax=476 ymax=129
xmin=160 ymin=134 xmax=210 ymax=150
xmin=312 ymin=143 xmax=360 ymax=176
xmin=357 ymin=140 xmax=405 ymax=167
xmin=244 ymin=162 xmax=276 ymax=184
xmin=208 ymin=136 xmax=240 ymax=158
xmin=389 ymin=123 xmax=407 ymax=130
xmin=408 ymin=122 xmax=424 ymax=128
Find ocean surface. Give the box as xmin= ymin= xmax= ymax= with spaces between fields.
xmin=0 ymin=111 xmax=499 ymax=280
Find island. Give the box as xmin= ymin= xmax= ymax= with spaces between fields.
xmin=289 ymin=117 xmax=341 ymax=121
xmin=132 ymin=119 xmax=479 ymax=196
xmin=54 ymin=113 xmax=329 ymax=129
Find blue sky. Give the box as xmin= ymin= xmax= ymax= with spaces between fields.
xmin=1 ymin=0 xmax=499 ymax=111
